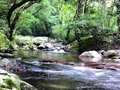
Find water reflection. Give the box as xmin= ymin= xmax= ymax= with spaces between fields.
xmin=13 ymin=51 xmax=80 ymax=62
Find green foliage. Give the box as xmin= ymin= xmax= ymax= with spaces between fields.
xmin=52 ymin=25 xmax=67 ymax=40
xmin=59 ymin=4 xmax=76 ymax=23
xmin=0 ymin=1 xmax=8 ymax=18
xmin=16 ymin=12 xmax=39 ymax=35
xmin=0 ymin=32 xmax=10 ymax=51
xmin=0 ymin=19 xmax=9 ymax=35
xmin=0 ymin=0 xmax=119 ymax=51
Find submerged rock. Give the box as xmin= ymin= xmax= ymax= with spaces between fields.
xmin=79 ymin=51 xmax=103 ymax=62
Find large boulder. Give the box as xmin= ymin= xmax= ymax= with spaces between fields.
xmin=0 ymin=68 xmax=37 ymax=90
xmin=79 ymin=51 xmax=103 ymax=62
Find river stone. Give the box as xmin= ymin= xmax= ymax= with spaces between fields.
xmin=0 ymin=68 xmax=37 ymax=90
xmin=0 ymin=58 xmax=20 ymax=71
xmin=79 ymin=51 xmax=102 ymax=62
xmin=103 ymin=50 xmax=118 ymax=58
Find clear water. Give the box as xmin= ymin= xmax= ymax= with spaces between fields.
xmin=13 ymin=51 xmax=80 ymax=62
xmin=13 ymin=51 xmax=120 ymax=90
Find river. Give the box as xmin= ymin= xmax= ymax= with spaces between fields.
xmin=13 ymin=51 xmax=120 ymax=90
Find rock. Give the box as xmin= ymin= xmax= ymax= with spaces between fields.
xmin=79 ymin=51 xmax=102 ymax=62
xmin=52 ymin=49 xmax=65 ymax=53
xmin=61 ymin=45 xmax=70 ymax=52
xmin=44 ymin=43 xmax=55 ymax=50
xmin=16 ymin=35 xmax=48 ymax=45
xmin=0 ymin=53 xmax=14 ymax=58
xmin=112 ymin=59 xmax=120 ymax=62
xmin=58 ymin=49 xmax=65 ymax=53
xmin=37 ymin=44 xmax=45 ymax=50
xmin=0 ymin=68 xmax=37 ymax=90
xmin=0 ymin=58 xmax=20 ymax=71
xmin=103 ymin=50 xmax=118 ymax=58
xmin=29 ymin=45 xmax=38 ymax=51
xmin=55 ymin=47 xmax=61 ymax=51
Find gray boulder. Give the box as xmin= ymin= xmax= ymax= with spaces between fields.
xmin=79 ymin=51 xmax=103 ymax=62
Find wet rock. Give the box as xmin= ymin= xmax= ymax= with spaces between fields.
xmin=0 ymin=58 xmax=20 ymax=71
xmin=0 ymin=53 xmax=14 ymax=58
xmin=79 ymin=51 xmax=103 ymax=62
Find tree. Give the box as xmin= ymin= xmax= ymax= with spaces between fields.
xmin=6 ymin=0 xmax=42 ymax=41
xmin=116 ymin=0 xmax=120 ymax=32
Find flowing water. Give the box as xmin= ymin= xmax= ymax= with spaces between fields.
xmin=13 ymin=51 xmax=120 ymax=90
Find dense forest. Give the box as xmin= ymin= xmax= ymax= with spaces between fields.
xmin=0 ymin=0 xmax=120 ymax=90
xmin=0 ymin=0 xmax=120 ymax=52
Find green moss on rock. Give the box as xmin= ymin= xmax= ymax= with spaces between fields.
xmin=0 ymin=69 xmax=37 ymax=90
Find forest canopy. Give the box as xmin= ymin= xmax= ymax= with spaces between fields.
xmin=0 ymin=0 xmax=120 ymax=52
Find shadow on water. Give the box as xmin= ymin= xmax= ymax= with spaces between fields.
xmin=13 ymin=51 xmax=120 ymax=90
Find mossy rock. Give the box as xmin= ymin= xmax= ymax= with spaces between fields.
xmin=0 ymin=68 xmax=37 ymax=90
xmin=104 ymin=50 xmax=118 ymax=58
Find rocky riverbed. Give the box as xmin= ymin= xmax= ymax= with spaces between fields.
xmin=0 ymin=49 xmax=120 ymax=90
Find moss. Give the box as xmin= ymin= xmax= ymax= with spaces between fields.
xmin=4 ymin=79 xmax=20 ymax=90
xmin=0 ymin=70 xmax=37 ymax=90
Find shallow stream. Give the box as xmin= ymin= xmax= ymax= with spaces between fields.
xmin=13 ymin=51 xmax=120 ymax=90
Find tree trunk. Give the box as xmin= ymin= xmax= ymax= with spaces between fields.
xmin=65 ymin=0 xmax=83 ymax=44
xmin=74 ymin=0 xmax=82 ymax=20
xmin=117 ymin=17 xmax=120 ymax=32
xmin=116 ymin=0 xmax=120 ymax=32
xmin=6 ymin=0 xmax=37 ymax=41
xmin=82 ymin=0 xmax=88 ymax=14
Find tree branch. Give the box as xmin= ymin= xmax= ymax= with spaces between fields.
xmin=7 ymin=0 xmax=36 ymax=27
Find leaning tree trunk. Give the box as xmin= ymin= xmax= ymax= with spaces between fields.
xmin=65 ymin=0 xmax=83 ymax=44
xmin=6 ymin=0 xmax=37 ymax=41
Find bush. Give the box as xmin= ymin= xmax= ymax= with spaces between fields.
xmin=0 ymin=32 xmax=10 ymax=52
